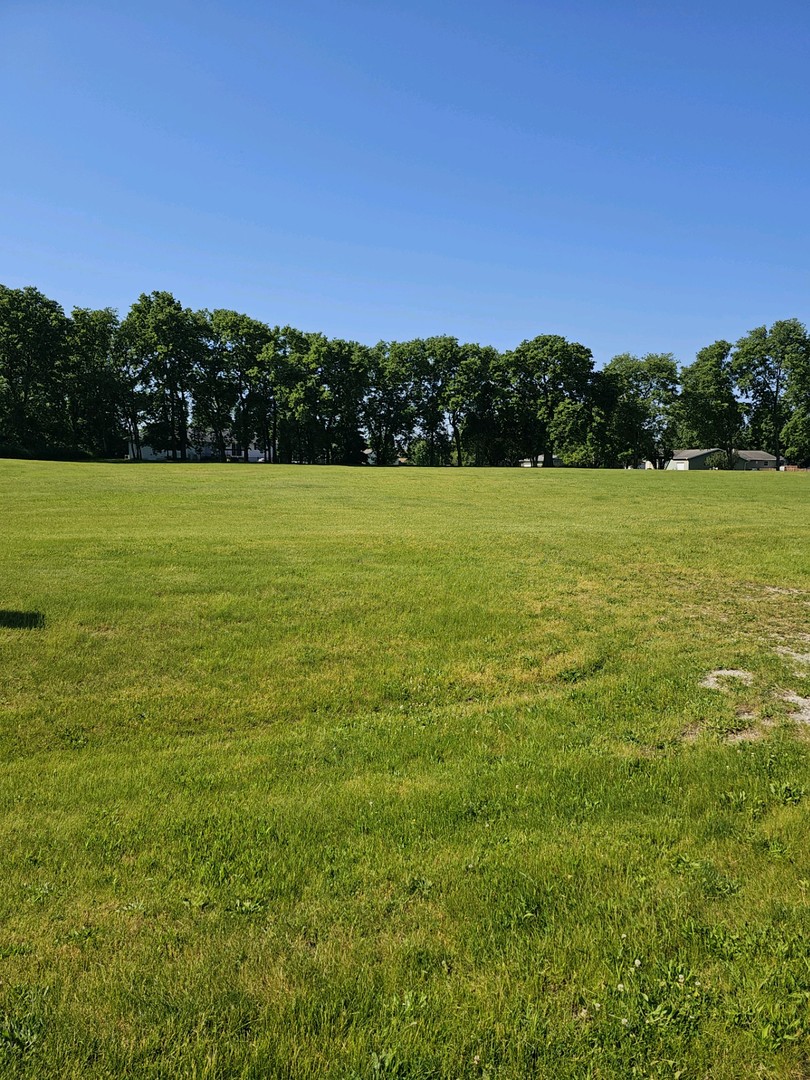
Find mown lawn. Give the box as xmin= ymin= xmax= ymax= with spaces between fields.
xmin=1 ymin=461 xmax=809 ymax=1079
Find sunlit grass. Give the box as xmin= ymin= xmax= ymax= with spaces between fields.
xmin=1 ymin=461 xmax=809 ymax=1078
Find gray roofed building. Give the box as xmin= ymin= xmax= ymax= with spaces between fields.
xmin=665 ymin=449 xmax=722 ymax=470
xmin=665 ymin=448 xmax=780 ymax=471
xmin=735 ymin=450 xmax=778 ymax=468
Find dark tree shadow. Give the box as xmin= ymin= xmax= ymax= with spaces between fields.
xmin=0 ymin=610 xmax=45 ymax=629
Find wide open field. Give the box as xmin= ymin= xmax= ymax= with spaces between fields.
xmin=1 ymin=461 xmax=809 ymax=1079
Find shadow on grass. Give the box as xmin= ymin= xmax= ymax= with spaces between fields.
xmin=0 ymin=610 xmax=45 ymax=629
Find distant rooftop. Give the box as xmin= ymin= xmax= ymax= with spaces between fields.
xmin=736 ymin=449 xmax=777 ymax=461
xmin=670 ymin=448 xmax=777 ymax=462
xmin=670 ymin=448 xmax=722 ymax=460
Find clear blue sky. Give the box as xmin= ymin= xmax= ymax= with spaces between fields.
xmin=2 ymin=0 xmax=809 ymax=366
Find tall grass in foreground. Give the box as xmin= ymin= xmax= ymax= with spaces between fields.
xmin=0 ymin=462 xmax=809 ymax=1078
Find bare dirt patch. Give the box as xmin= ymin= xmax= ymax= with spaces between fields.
xmin=775 ymin=646 xmax=810 ymax=667
xmin=725 ymin=717 xmax=776 ymax=743
xmin=683 ymin=704 xmax=761 ymax=744
xmin=700 ymin=669 xmax=753 ymax=690
xmin=780 ymin=690 xmax=810 ymax=724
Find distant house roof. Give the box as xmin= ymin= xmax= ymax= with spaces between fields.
xmin=736 ymin=449 xmax=777 ymax=462
xmin=670 ymin=448 xmax=722 ymax=460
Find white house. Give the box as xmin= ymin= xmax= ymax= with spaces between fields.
xmin=518 ymin=454 xmax=564 ymax=468
xmin=127 ymin=439 xmax=264 ymax=462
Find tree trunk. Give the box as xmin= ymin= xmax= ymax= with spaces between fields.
xmin=453 ymin=423 xmax=462 ymax=467
xmin=167 ymin=389 xmax=175 ymax=460
xmin=130 ymin=415 xmax=142 ymax=460
xmin=179 ymin=395 xmax=188 ymax=462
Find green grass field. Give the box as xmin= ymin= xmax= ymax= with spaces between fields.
xmin=1 ymin=461 xmax=809 ymax=1079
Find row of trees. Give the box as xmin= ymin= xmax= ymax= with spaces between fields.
xmin=2 ymin=284 xmax=809 ymax=467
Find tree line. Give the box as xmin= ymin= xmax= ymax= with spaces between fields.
xmin=2 ymin=283 xmax=809 ymax=467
